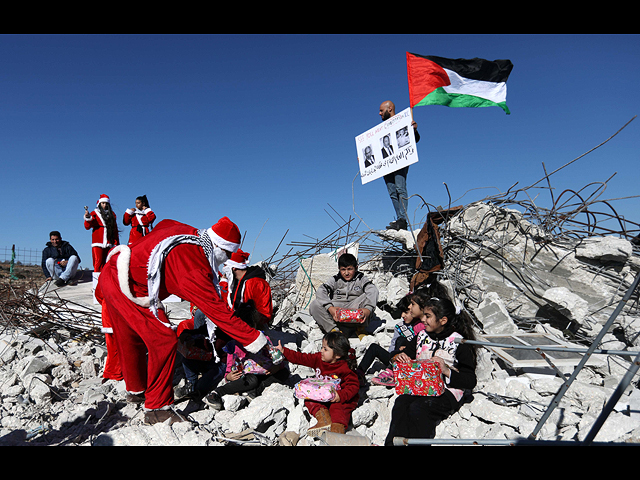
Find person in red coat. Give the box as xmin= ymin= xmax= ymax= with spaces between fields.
xmin=226 ymin=249 xmax=274 ymax=328
xmin=276 ymin=331 xmax=360 ymax=435
xmin=96 ymin=216 xmax=268 ymax=425
xmin=123 ymin=195 xmax=156 ymax=245
xmin=84 ymin=194 xmax=120 ymax=272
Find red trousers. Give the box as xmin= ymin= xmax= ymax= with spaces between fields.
xmin=97 ymin=261 xmax=179 ymax=410
xmin=98 ymin=302 xmax=123 ymax=382
xmin=92 ymin=246 xmax=111 ymax=273
xmin=305 ymin=399 xmax=358 ymax=428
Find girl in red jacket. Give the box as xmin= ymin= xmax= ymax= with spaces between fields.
xmin=123 ymin=195 xmax=156 ymax=245
xmin=84 ymin=194 xmax=120 ymax=272
xmin=276 ymin=331 xmax=359 ymax=435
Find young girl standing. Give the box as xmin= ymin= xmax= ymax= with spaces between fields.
xmin=385 ymin=297 xmax=478 ymax=445
xmin=84 ymin=194 xmax=120 ymax=273
xmin=123 ymin=195 xmax=156 ymax=245
xmin=276 ymin=331 xmax=360 ymax=435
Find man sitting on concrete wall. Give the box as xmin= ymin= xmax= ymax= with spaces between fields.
xmin=41 ymin=231 xmax=81 ymax=287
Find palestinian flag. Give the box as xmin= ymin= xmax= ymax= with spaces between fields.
xmin=407 ymin=53 xmax=514 ymax=114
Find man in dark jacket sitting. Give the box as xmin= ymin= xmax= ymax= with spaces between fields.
xmin=42 ymin=231 xmax=81 ymax=287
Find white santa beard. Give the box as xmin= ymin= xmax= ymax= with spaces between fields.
xmin=213 ymin=246 xmax=229 ymax=265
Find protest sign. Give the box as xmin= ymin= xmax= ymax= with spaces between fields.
xmin=355 ymin=107 xmax=419 ymax=185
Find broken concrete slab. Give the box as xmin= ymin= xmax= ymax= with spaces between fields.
xmin=542 ymin=286 xmax=590 ymax=325
xmin=576 ymin=236 xmax=633 ymax=264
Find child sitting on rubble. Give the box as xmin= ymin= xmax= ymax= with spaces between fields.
xmin=358 ymin=281 xmax=452 ymax=386
xmin=384 ymin=296 xmax=478 ymax=445
xmin=357 ymin=293 xmax=425 ymax=387
xmin=203 ymin=327 xmax=289 ymax=410
xmin=275 ymin=331 xmax=360 ymax=436
xmin=175 ymin=305 xmax=226 ymax=400
xmin=309 ymin=253 xmax=379 ymax=340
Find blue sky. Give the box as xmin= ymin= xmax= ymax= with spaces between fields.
xmin=1 ymin=34 xmax=639 ymax=269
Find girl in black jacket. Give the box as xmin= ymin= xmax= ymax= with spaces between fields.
xmin=385 ymin=296 xmax=478 ymax=445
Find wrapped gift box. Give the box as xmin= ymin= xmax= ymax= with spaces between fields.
xmin=294 ymin=369 xmax=342 ymax=402
xmin=335 ymin=308 xmax=365 ymax=324
xmin=393 ymin=360 xmax=445 ymax=397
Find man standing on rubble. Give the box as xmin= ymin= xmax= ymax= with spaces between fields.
xmin=379 ymin=101 xmax=420 ymax=231
xmin=96 ymin=217 xmax=268 ymax=425
xmin=41 ymin=231 xmax=81 ymax=287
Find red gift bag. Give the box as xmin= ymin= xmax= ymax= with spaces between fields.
xmin=335 ymin=308 xmax=366 ymax=324
xmin=393 ymin=360 xmax=445 ymax=397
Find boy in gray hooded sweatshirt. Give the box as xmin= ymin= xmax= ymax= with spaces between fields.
xmin=310 ymin=253 xmax=379 ymax=337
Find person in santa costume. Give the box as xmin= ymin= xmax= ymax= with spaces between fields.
xmin=225 ymin=249 xmax=274 ymax=329
xmin=123 ymin=195 xmax=156 ymax=245
xmin=84 ymin=194 xmax=120 ymax=273
xmin=96 ymin=216 xmax=268 ymax=425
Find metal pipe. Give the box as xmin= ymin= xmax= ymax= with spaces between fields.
xmin=457 ymin=338 xmax=640 ymax=358
xmin=582 ymin=349 xmax=640 ymax=445
xmin=528 ymin=270 xmax=640 ymax=439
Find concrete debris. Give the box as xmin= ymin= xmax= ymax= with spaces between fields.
xmin=2 ymin=160 xmax=640 ymax=445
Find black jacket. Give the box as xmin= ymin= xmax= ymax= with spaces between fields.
xmin=41 ymin=241 xmax=80 ymax=277
xmin=390 ymin=324 xmax=477 ymax=409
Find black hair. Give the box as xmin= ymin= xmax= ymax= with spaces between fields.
xmin=414 ymin=280 xmax=451 ymax=303
xmin=234 ymin=300 xmax=261 ymax=330
xmin=338 ymin=253 xmax=358 ymax=269
xmin=136 ymin=195 xmax=150 ymax=208
xmin=424 ymin=297 xmax=478 ymax=364
xmin=395 ymin=294 xmax=413 ymax=313
xmin=323 ymin=330 xmax=357 ymax=371
xmin=98 ymin=202 xmax=119 ymax=243
xmin=49 ymin=231 xmax=61 ymax=239
xmin=410 ymin=291 xmax=430 ymax=309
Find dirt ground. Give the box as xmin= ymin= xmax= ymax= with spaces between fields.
xmin=0 ymin=262 xmax=43 ymax=296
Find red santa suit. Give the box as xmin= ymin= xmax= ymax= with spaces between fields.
xmin=123 ymin=207 xmax=156 ymax=245
xmin=95 ymin=295 xmax=124 ymax=382
xmin=226 ymin=249 xmax=274 ymax=327
xmin=96 ymin=217 xmax=267 ymax=412
xmin=84 ymin=194 xmax=120 ymax=272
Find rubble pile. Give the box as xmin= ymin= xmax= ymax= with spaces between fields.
xmin=1 ymin=155 xmax=640 ymax=445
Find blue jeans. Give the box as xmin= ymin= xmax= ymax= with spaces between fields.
xmin=182 ymin=359 xmax=225 ymax=395
xmin=384 ymin=166 xmax=409 ymax=222
xmin=45 ymin=256 xmax=80 ymax=282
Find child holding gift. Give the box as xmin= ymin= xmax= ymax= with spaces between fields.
xmin=357 ymin=294 xmax=424 ymax=387
xmin=385 ymin=296 xmax=478 ymax=445
xmin=276 ymin=331 xmax=360 ymax=435
xmin=202 ymin=336 xmax=289 ymax=410
xmin=358 ymin=282 xmax=452 ymax=387
xmin=309 ymin=253 xmax=378 ymax=339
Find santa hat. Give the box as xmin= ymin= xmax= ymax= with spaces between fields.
xmin=207 ymin=217 xmax=241 ymax=253
xmin=97 ymin=194 xmax=110 ymax=205
xmin=226 ymin=249 xmax=250 ymax=270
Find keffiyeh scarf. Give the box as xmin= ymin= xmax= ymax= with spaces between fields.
xmin=107 ymin=229 xmax=228 ymax=326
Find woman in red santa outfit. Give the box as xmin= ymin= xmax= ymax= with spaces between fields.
xmin=84 ymin=194 xmax=120 ymax=273
xmin=226 ymin=249 xmax=274 ymax=328
xmin=96 ymin=216 xmax=268 ymax=425
xmin=123 ymin=195 xmax=156 ymax=245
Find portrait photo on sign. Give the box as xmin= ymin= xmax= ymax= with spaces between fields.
xmin=362 ymin=145 xmax=375 ymax=167
xmin=380 ymin=134 xmax=394 ymax=158
xmin=396 ymin=127 xmax=411 ymax=148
